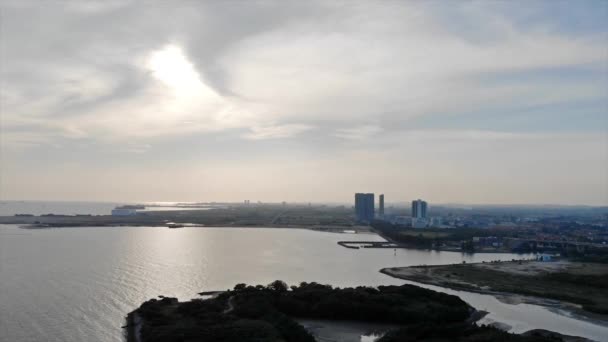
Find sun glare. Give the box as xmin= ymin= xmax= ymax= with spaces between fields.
xmin=147 ymin=45 xmax=207 ymax=97
xmin=145 ymin=44 xmax=226 ymax=119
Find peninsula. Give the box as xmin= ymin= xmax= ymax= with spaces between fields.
xmin=125 ymin=281 xmax=572 ymax=342
xmin=2 ymin=205 xmax=365 ymax=232
xmin=381 ymin=260 xmax=608 ymax=321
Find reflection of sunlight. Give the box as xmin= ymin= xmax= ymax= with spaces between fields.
xmin=147 ymin=44 xmax=220 ymax=107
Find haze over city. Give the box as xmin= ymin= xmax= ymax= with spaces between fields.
xmin=1 ymin=1 xmax=607 ymax=205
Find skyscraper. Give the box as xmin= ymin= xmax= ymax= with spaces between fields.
xmin=379 ymin=194 xmax=385 ymax=216
xmin=411 ymin=199 xmax=428 ymax=218
xmin=411 ymin=199 xmax=428 ymax=228
xmin=355 ymin=193 xmax=375 ymax=223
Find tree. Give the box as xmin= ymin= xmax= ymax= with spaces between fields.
xmin=234 ymin=283 xmax=247 ymax=291
xmin=267 ymin=280 xmax=288 ymax=292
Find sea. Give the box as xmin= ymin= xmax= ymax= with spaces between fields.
xmin=0 ymin=200 xmax=211 ymax=216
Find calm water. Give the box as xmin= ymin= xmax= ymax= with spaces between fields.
xmin=0 ymin=201 xmax=123 ymax=216
xmin=0 ymin=200 xmax=213 ymax=216
xmin=0 ymin=225 xmax=607 ymax=342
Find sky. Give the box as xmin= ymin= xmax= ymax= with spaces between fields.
xmin=0 ymin=0 xmax=607 ymax=205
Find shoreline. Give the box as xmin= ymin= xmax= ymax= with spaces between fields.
xmin=11 ymin=223 xmax=537 ymax=254
xmin=337 ymin=239 xmax=525 ymax=254
xmin=380 ymin=261 xmax=608 ymax=328
xmin=13 ymin=223 xmax=375 ymax=235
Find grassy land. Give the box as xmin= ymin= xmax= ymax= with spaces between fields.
xmin=4 ymin=204 xmax=359 ymax=228
xmin=382 ymin=261 xmax=608 ymax=317
xmin=126 ymin=281 xmax=565 ymax=342
xmin=371 ymin=221 xmax=521 ymax=251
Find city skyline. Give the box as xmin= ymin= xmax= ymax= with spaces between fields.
xmin=1 ymin=1 xmax=607 ymax=205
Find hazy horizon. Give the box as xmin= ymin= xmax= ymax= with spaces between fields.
xmin=1 ymin=1 xmax=607 ymax=205
xmin=1 ymin=198 xmax=607 ymax=209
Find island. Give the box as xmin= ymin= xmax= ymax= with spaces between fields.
xmin=125 ymin=281 xmax=576 ymax=342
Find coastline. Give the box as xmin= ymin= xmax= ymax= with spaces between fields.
xmin=1 ymin=213 xmax=373 ymax=234
xmin=124 ymin=282 xmax=494 ymax=342
xmin=380 ymin=261 xmax=608 ymax=328
xmin=15 ymin=222 xmax=375 ymax=235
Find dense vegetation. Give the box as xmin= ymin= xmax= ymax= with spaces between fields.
xmin=127 ymin=281 xmax=566 ymax=342
xmin=379 ymin=323 xmax=566 ymax=342
xmin=232 ymin=281 xmax=471 ymax=324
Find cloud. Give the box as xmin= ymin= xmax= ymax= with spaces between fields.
xmin=333 ymin=125 xmax=382 ymax=140
xmin=1 ymin=1 xmax=605 ymax=146
xmin=243 ymin=124 xmax=312 ymax=140
xmin=0 ymin=1 xmax=606 ymax=203
xmin=122 ymin=143 xmax=151 ymax=154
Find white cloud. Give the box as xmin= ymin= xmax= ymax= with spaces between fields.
xmin=2 ymin=1 xmax=605 ymax=145
xmin=243 ymin=124 xmax=312 ymax=140
xmin=218 ymin=4 xmax=605 ymax=126
xmin=1 ymin=1 xmax=606 ymax=203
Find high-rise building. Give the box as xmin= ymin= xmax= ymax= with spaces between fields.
xmin=355 ymin=193 xmax=375 ymax=223
xmin=411 ymin=199 xmax=428 ymax=218
xmin=411 ymin=199 xmax=428 ymax=228
xmin=379 ymin=194 xmax=385 ymax=216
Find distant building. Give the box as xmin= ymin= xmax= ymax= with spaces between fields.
xmin=411 ymin=199 xmax=428 ymax=218
xmin=392 ymin=216 xmax=410 ymax=225
xmin=111 ymin=205 xmax=142 ymax=216
xmin=411 ymin=199 xmax=428 ymax=228
xmin=355 ymin=193 xmax=375 ymax=223
xmin=379 ymin=194 xmax=385 ymax=216
xmin=111 ymin=208 xmax=137 ymax=216
xmin=429 ymin=217 xmax=443 ymax=227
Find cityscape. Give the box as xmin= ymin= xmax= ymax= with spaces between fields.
xmin=355 ymin=193 xmax=430 ymax=228
xmin=354 ymin=193 xmax=607 ymax=253
xmin=3 ymin=196 xmax=607 ymax=256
